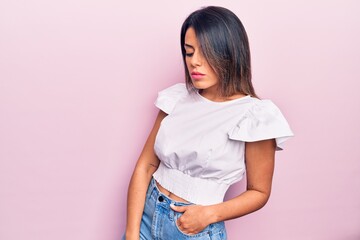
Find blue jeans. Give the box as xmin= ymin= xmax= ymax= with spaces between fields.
xmin=122 ymin=177 xmax=227 ymax=239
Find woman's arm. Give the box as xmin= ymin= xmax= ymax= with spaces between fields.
xmin=171 ymin=139 xmax=276 ymax=234
xmin=208 ymin=139 xmax=276 ymax=221
xmin=125 ymin=110 xmax=167 ymax=240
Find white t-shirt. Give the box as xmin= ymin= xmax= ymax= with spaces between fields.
xmin=152 ymin=83 xmax=294 ymax=205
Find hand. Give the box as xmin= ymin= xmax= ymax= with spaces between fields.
xmin=170 ymin=204 xmax=213 ymax=235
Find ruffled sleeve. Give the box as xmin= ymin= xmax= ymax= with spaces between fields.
xmin=154 ymin=83 xmax=188 ymax=114
xmin=228 ymin=100 xmax=294 ymax=150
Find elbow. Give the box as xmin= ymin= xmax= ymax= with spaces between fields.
xmin=133 ymin=161 xmax=159 ymax=179
xmin=247 ymin=183 xmax=272 ymax=210
xmin=247 ymin=188 xmax=271 ymax=210
xmin=257 ymin=191 xmax=271 ymax=210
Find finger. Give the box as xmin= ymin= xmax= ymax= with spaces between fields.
xmin=170 ymin=204 xmax=187 ymax=212
xmin=176 ymin=219 xmax=188 ymax=233
xmin=176 ymin=219 xmax=183 ymax=231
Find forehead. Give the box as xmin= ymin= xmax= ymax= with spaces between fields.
xmin=184 ymin=27 xmax=199 ymax=46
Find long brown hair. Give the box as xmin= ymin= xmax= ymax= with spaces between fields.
xmin=180 ymin=6 xmax=258 ymax=98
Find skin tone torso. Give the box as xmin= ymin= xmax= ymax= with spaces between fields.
xmin=155 ymin=181 xmax=190 ymax=203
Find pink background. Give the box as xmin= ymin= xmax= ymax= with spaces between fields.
xmin=1 ymin=0 xmax=359 ymax=239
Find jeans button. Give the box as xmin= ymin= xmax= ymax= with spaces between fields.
xmin=158 ymin=196 xmax=164 ymax=202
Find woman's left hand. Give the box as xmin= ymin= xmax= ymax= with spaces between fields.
xmin=170 ymin=204 xmax=213 ymax=235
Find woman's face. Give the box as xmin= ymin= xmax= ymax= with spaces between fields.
xmin=184 ymin=27 xmax=219 ymax=93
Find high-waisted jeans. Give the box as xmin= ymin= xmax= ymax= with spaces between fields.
xmin=122 ymin=177 xmax=227 ymax=239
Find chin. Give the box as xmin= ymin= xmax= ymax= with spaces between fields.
xmin=191 ymin=81 xmax=209 ymax=89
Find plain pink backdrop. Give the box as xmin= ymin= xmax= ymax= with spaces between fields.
xmin=0 ymin=0 xmax=359 ymax=239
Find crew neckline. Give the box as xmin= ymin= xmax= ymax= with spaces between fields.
xmin=195 ymin=90 xmax=251 ymax=104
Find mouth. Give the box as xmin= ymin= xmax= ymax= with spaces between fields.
xmin=191 ymin=71 xmax=206 ymax=80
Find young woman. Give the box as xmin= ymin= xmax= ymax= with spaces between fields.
xmin=123 ymin=6 xmax=293 ymax=240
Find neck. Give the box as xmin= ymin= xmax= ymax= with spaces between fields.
xmin=199 ymin=88 xmax=247 ymax=102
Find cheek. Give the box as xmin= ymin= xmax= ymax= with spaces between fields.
xmin=185 ymin=59 xmax=192 ymax=70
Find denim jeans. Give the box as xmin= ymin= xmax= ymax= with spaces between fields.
xmin=122 ymin=177 xmax=227 ymax=239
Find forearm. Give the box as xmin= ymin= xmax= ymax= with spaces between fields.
xmin=125 ymin=165 xmax=155 ymax=239
xmin=207 ymin=189 xmax=270 ymax=224
xmin=125 ymin=110 xmax=165 ymax=239
xmin=205 ymin=139 xmax=276 ymax=224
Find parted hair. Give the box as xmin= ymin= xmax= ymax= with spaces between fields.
xmin=180 ymin=6 xmax=257 ymax=98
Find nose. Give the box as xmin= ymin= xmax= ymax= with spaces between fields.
xmin=190 ymin=51 xmax=202 ymax=67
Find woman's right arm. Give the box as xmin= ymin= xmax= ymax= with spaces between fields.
xmin=125 ymin=110 xmax=167 ymax=240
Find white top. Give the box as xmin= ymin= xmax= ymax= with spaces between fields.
xmin=152 ymin=83 xmax=294 ymax=205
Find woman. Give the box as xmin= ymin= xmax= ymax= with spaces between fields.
xmin=123 ymin=6 xmax=293 ymax=240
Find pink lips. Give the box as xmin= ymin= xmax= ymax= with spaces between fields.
xmin=191 ymin=71 xmax=205 ymax=80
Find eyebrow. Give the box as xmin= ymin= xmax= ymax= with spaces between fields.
xmin=184 ymin=44 xmax=194 ymax=49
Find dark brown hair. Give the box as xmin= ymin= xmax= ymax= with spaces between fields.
xmin=180 ymin=6 xmax=257 ymax=98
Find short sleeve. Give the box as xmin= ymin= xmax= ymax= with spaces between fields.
xmin=154 ymin=83 xmax=188 ymax=114
xmin=228 ymin=100 xmax=294 ymax=150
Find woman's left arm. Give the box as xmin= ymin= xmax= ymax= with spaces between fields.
xmin=171 ymin=139 xmax=276 ymax=234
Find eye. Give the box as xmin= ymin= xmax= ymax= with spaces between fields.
xmin=185 ymin=52 xmax=194 ymax=57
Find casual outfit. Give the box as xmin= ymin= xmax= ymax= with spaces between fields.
xmin=124 ymin=83 xmax=294 ymax=239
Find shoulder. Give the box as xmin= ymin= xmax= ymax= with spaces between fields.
xmin=228 ymin=97 xmax=294 ymax=150
xmin=157 ymin=83 xmax=188 ymax=96
xmin=248 ymin=98 xmax=286 ymax=118
xmin=154 ymin=83 xmax=189 ymax=114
